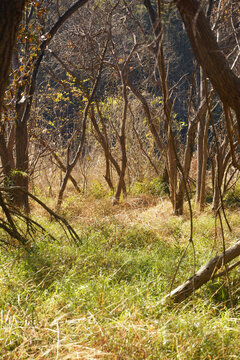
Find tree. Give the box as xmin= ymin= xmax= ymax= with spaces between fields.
xmin=0 ymin=0 xmax=26 ymax=110
xmin=163 ymin=0 xmax=240 ymax=302
xmin=174 ymin=0 xmax=240 ymax=136
xmin=0 ymin=0 xmax=89 ymax=211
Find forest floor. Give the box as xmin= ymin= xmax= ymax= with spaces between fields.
xmin=1 ymin=191 xmax=240 ymax=359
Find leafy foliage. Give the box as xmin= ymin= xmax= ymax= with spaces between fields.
xmin=132 ymin=177 xmax=169 ymax=196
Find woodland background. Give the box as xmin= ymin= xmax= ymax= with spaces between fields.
xmin=0 ymin=0 xmax=240 ymax=358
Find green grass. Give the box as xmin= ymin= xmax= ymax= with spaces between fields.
xmin=1 ymin=197 xmax=240 ymax=359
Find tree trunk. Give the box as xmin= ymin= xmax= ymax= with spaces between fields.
xmin=0 ymin=1 xmax=27 ymax=209
xmin=196 ymin=68 xmax=206 ymax=204
xmin=113 ymin=81 xmax=128 ymax=205
xmin=0 ymin=131 xmax=14 ymax=178
xmin=195 ymin=118 xmax=204 ymax=203
xmin=0 ymin=0 xmax=26 ymax=110
xmin=144 ymin=0 xmax=178 ymax=212
xmin=163 ymin=240 xmax=240 ymax=303
xmin=174 ymin=0 xmax=240 ymax=132
xmin=167 ymin=137 xmax=177 ymax=209
xmin=14 ymin=118 xmax=29 ymax=211
xmin=212 ymin=144 xmax=231 ymax=211
xmin=199 ymin=114 xmax=210 ymax=211
xmin=175 ymin=99 xmax=209 ymax=215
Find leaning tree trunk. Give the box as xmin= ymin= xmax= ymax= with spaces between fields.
xmin=174 ymin=0 xmax=240 ymax=134
xmin=163 ymin=240 xmax=240 ymax=303
xmin=212 ymin=142 xmax=231 ymax=211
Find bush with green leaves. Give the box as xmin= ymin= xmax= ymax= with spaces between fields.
xmin=224 ymin=181 xmax=240 ymax=207
xmin=132 ymin=177 xmax=169 ymax=197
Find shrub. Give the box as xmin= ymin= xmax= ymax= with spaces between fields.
xmin=132 ymin=177 xmax=169 ymax=197
xmin=224 ymin=181 xmax=240 ymax=207
xmin=90 ymin=180 xmax=107 ymax=199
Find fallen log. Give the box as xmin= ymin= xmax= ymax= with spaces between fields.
xmin=162 ymin=240 xmax=240 ymax=304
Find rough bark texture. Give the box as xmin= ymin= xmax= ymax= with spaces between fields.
xmin=0 ymin=0 xmax=26 ymax=110
xmin=0 ymin=1 xmax=26 ymax=209
xmin=174 ymin=0 xmax=240 ymax=131
xmin=163 ymin=241 xmax=240 ymax=303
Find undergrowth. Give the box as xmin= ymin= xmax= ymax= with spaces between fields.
xmin=1 ymin=195 xmax=240 ymax=359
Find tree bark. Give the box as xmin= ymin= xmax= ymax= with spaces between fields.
xmin=113 ymin=81 xmax=128 ymax=204
xmin=199 ymin=113 xmax=209 ymax=211
xmin=0 ymin=0 xmax=26 ymax=110
xmin=0 ymin=1 xmax=26 ymax=209
xmin=14 ymin=116 xmax=29 ymax=211
xmin=163 ymin=240 xmax=240 ymax=303
xmin=196 ymin=68 xmax=206 ymax=204
xmin=174 ymin=0 xmax=240 ymax=132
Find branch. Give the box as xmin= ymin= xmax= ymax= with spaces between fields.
xmin=21 ymin=0 xmax=90 ymax=124
xmin=173 ymin=0 xmax=240 ymax=131
xmin=162 ymin=240 xmax=240 ymax=303
xmin=0 ymin=187 xmax=81 ymax=245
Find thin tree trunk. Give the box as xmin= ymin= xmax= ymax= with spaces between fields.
xmin=196 ymin=118 xmax=204 ymax=203
xmin=196 ymin=68 xmax=206 ymax=204
xmin=199 ymin=114 xmax=210 ymax=211
xmin=212 ymin=143 xmax=231 ymax=211
xmin=144 ymin=0 xmax=178 ymax=211
xmin=113 ymin=82 xmax=128 ymax=204
xmin=33 ymin=135 xmax=81 ymax=193
xmin=175 ymin=99 xmax=209 ymax=215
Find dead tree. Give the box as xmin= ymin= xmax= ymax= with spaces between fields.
xmin=163 ymin=240 xmax=240 ymax=303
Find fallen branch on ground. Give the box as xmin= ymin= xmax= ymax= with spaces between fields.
xmin=162 ymin=240 xmax=240 ymax=303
